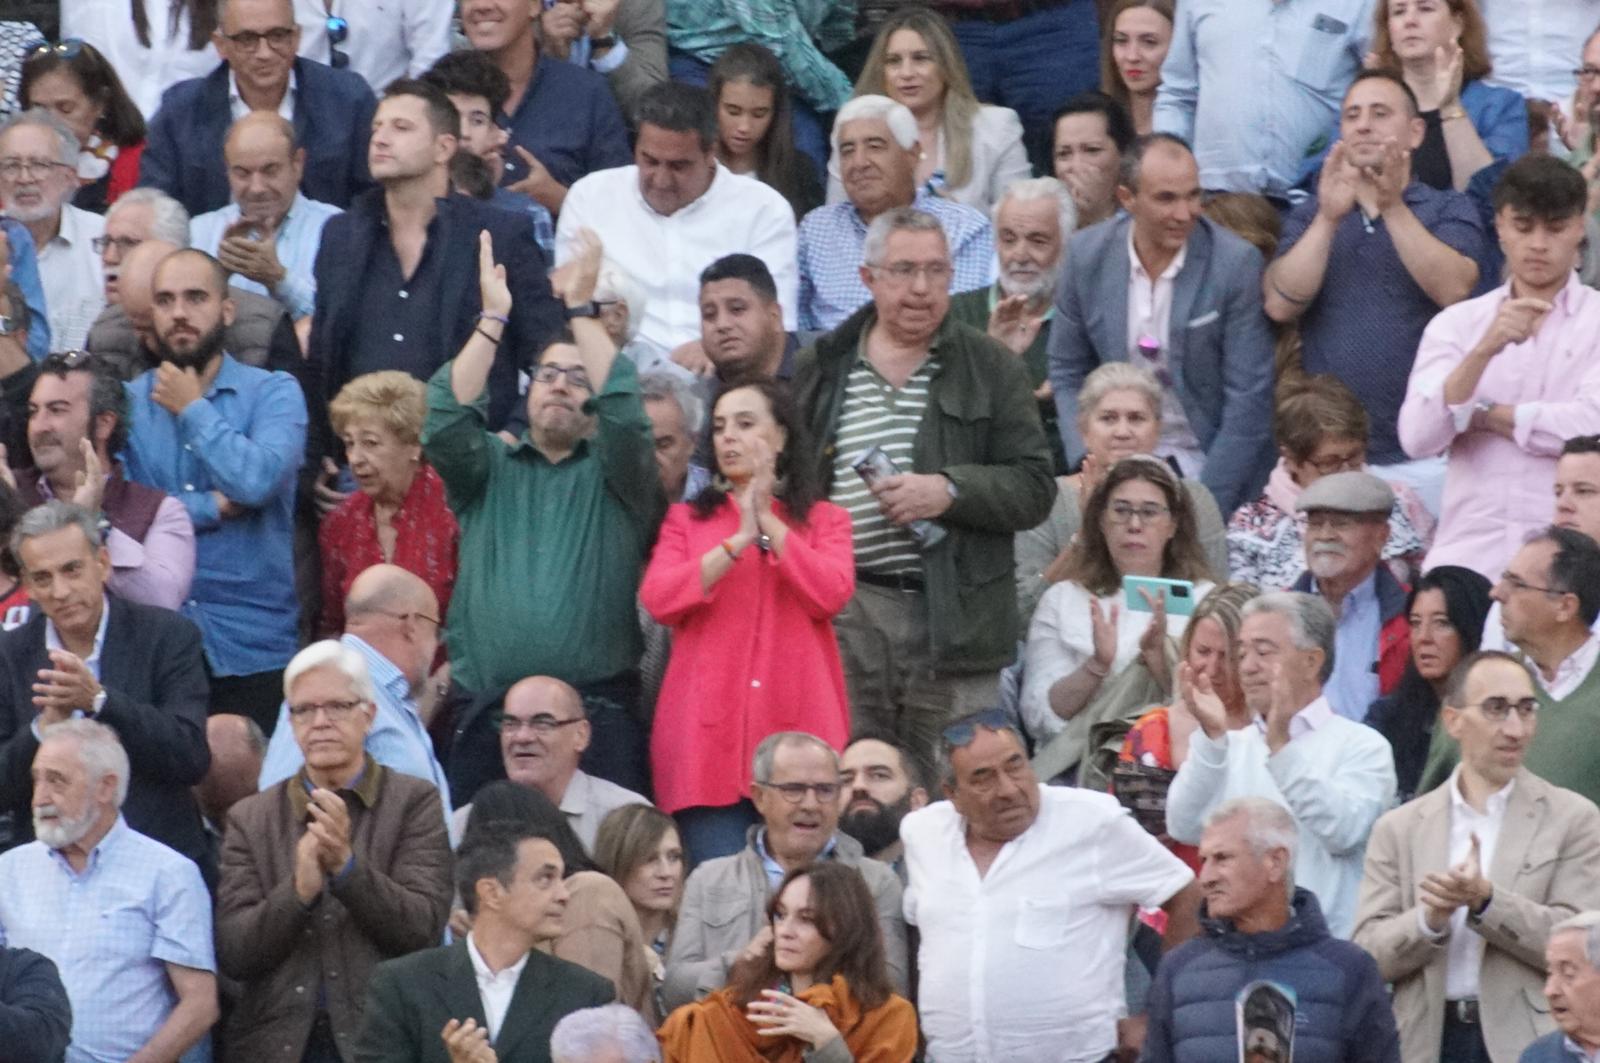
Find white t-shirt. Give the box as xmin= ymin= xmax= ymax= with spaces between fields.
xmin=903 ymin=786 xmax=1194 ymax=1063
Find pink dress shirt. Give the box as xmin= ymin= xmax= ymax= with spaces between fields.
xmin=1398 ymin=274 xmax=1600 ymax=579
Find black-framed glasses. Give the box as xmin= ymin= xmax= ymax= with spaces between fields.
xmin=222 ymin=26 xmax=298 ymax=51
xmin=754 ymin=780 xmax=841 ymax=804
xmin=1497 ymin=571 xmax=1567 ymax=597
xmin=326 ymin=15 xmax=349 ymax=69
xmin=501 ymin=713 xmax=586 ymax=736
xmin=940 ymin=707 xmax=1011 ymax=748
xmin=1467 ymin=696 xmax=1539 ymax=723
xmin=532 ymin=364 xmax=593 ymax=391
xmin=92 ymin=234 xmax=143 ymax=256
xmin=287 ymin=698 xmax=365 ymax=721
xmin=26 ymin=39 xmax=86 ymax=62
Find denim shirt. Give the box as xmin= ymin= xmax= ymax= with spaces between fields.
xmin=1 ymin=217 xmax=50 ymax=360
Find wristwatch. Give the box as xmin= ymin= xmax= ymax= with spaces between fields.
xmin=563 ymin=301 xmax=601 ymax=320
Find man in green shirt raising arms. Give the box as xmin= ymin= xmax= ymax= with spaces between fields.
xmin=424 ymin=227 xmax=664 ymax=799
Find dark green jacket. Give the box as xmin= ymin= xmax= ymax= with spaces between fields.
xmin=794 ymin=304 xmax=1057 ymax=672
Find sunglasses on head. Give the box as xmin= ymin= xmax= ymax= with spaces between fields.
xmin=27 ymin=39 xmax=86 ymax=62
xmin=940 ymin=707 xmax=1012 ymax=749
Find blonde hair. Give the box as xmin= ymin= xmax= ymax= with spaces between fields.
xmin=856 ymin=7 xmax=981 ymax=192
xmin=329 ymin=371 xmax=427 ymax=445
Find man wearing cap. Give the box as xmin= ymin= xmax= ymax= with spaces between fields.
xmin=1291 ymin=470 xmax=1410 ymax=722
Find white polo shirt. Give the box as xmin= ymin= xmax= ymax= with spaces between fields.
xmin=902 ymin=786 xmax=1194 ymax=1063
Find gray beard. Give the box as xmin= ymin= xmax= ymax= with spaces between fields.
xmin=33 ymin=802 xmax=96 ymax=849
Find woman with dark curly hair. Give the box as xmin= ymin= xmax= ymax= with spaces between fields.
xmin=658 ymin=862 xmax=917 ymax=1062
xmin=641 ymin=379 xmax=853 ymax=866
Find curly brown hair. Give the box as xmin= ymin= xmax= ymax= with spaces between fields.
xmin=1369 ymin=0 xmax=1493 ymax=82
xmin=1058 ymin=455 xmax=1213 ymax=596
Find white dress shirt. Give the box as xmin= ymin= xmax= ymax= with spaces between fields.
xmin=60 ymin=0 xmax=221 ymax=119
xmin=555 ymin=163 xmax=799 ymax=352
xmin=228 ymin=68 xmax=296 ymax=123
xmin=190 ymin=192 xmax=342 ymax=319
xmin=466 ymin=932 xmax=529 ymax=1043
xmin=902 ymin=785 xmax=1194 ymax=1063
xmin=1478 ymin=0 xmax=1597 ymax=101
xmin=290 ymin=0 xmax=452 ymax=93
xmin=1125 ymin=231 xmax=1204 ymax=475
xmin=1417 ymin=768 xmax=1512 ymax=1001
xmin=1479 ymin=601 xmax=1600 ymax=657
xmin=1543 ymin=632 xmax=1600 ymax=701
xmin=36 ymin=203 xmax=106 ymax=352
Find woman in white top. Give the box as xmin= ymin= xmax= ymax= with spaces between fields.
xmin=61 ymin=0 xmax=221 ymax=120
xmin=827 ymin=7 xmax=1031 ymax=213
xmin=1021 ymin=455 xmax=1215 ymax=764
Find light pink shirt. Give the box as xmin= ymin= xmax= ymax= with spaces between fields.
xmin=1125 ymin=231 xmax=1204 ymax=475
xmin=1398 ymin=274 xmax=1600 ymax=579
xmin=35 ymin=479 xmax=196 ymax=611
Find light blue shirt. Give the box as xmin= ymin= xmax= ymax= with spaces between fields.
xmin=1 ymin=217 xmax=51 ymax=360
xmin=258 ymin=633 xmax=453 ymax=834
xmin=754 ymin=828 xmax=838 ymax=892
xmin=1153 ymin=0 xmax=1374 ymax=197
xmin=123 ymin=354 xmax=306 ymax=676
xmin=0 ymin=817 xmax=216 ymax=1063
xmin=189 ymin=192 xmax=342 ymax=320
xmin=1317 ymin=569 xmax=1382 ymax=721
xmin=797 ymin=188 xmax=995 ymax=332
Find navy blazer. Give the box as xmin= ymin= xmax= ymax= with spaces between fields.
xmin=139 ymin=57 xmax=377 ymax=215
xmin=1047 ymin=213 xmax=1277 ymax=513
xmin=0 ymin=947 xmax=70 ymax=1063
xmin=0 ymin=596 xmax=211 ymax=872
xmin=305 ymin=191 xmax=563 ymax=449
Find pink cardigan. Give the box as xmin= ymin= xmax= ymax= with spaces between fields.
xmin=642 ymin=498 xmax=855 ymax=814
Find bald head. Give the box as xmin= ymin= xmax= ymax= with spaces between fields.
xmin=501 ymin=676 xmax=589 ymax=798
xmin=224 ymin=113 xmax=303 ymax=225
xmin=225 ymin=111 xmax=297 ymax=156
xmin=505 ymin=676 xmax=584 ymax=718
xmin=119 ymin=240 xmax=181 ymax=319
xmin=342 ymin=564 xmax=442 ymax=690
xmin=347 ymin=564 xmax=437 ymax=621
xmin=194 ymin=714 xmax=267 ymax=826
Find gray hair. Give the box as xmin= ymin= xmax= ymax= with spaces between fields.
xmin=11 ymin=501 xmax=103 ymax=563
xmin=1076 ymin=362 xmax=1163 ymax=430
xmin=0 ymin=107 xmax=80 ymax=167
xmin=751 ymin=731 xmax=839 ymax=784
xmin=862 ymin=207 xmax=948 ymax=269
xmin=1553 ymin=911 xmax=1600 ymax=970
xmin=640 ymin=372 xmax=705 ymax=436
xmin=1205 ymin=797 xmax=1298 ymax=897
xmin=282 ymin=639 xmax=376 ymax=706
xmin=992 ymin=176 xmax=1077 ymax=246
xmin=41 ymin=718 xmax=130 ymax=807
xmin=1242 ymin=592 xmax=1337 ymax=684
xmin=550 ymin=1004 xmax=662 ymax=1063
xmin=831 ymin=94 xmax=918 ymax=154
xmin=107 ymin=188 xmax=192 ymax=247
xmin=594 ymin=259 xmax=647 ymax=345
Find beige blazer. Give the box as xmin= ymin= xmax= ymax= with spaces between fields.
xmin=1352 ymin=768 xmax=1600 ymax=1063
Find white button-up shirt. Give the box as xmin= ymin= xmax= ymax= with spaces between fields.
xmin=1543 ymin=632 xmax=1600 ymax=701
xmin=290 ymin=0 xmax=452 ymax=94
xmin=466 ymin=932 xmax=528 ymax=1043
xmin=1417 ymin=768 xmax=1512 ymax=1001
xmin=903 ymin=786 xmax=1194 ymax=1063
xmin=555 ymin=163 xmax=799 ymax=352
xmin=36 ymin=204 xmax=106 ymax=352
xmin=1478 ymin=0 xmax=1597 ymax=101
xmin=227 ymin=69 xmax=296 ymax=123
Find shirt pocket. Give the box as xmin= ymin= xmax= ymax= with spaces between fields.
xmin=1013 ymin=897 xmax=1077 ymax=949
xmin=94 ymin=901 xmax=156 ymax=961
xmin=1292 ymin=12 xmax=1356 ymax=94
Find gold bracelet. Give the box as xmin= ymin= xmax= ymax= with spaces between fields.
xmin=1441 ymin=105 xmax=1468 ymax=122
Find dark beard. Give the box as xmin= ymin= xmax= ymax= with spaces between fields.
xmin=839 ymin=792 xmax=912 ymax=857
xmin=156 ymin=318 xmax=227 ymax=371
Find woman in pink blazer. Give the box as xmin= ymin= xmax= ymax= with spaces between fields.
xmin=642 ymin=379 xmax=854 ymax=866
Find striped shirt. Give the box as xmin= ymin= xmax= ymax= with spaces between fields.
xmin=828 ymin=338 xmax=939 ymax=576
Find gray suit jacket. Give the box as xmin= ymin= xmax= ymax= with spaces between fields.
xmin=1046 ymin=213 xmax=1276 ymax=513
xmin=1353 ymin=769 xmax=1600 ymax=1063
xmin=662 ymin=828 xmax=908 ymax=1011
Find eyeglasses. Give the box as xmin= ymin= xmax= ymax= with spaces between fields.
xmin=26 ymin=39 xmax=86 ymax=62
xmin=532 ymin=364 xmax=593 ymax=391
xmin=222 ymin=26 xmax=298 ymax=51
xmin=755 ymin=780 xmax=842 ymax=803
xmin=1466 ymin=696 xmax=1539 ymax=723
xmin=376 ymin=609 xmax=441 ymax=628
xmin=1107 ymin=501 xmax=1171 ymax=525
xmin=940 ymin=707 xmax=1012 ymax=748
xmin=1497 ymin=571 xmax=1568 ymax=597
xmin=39 ymin=350 xmax=97 ymax=373
xmin=1304 ymin=511 xmax=1380 ymax=532
xmin=870 ymin=261 xmax=954 ymax=285
xmin=1574 ymin=67 xmax=1600 ymax=81
xmin=1304 ymin=450 xmax=1364 ymax=476
xmin=326 ymin=15 xmax=350 ymax=69
xmin=92 ymin=234 xmax=143 ymax=256
xmin=501 ymin=713 xmax=586 ymax=736
xmin=0 ymin=158 xmax=72 ymax=180
xmin=287 ymin=698 xmax=365 ymax=721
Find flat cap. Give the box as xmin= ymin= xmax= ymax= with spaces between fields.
xmin=1294 ymin=470 xmax=1395 ymax=515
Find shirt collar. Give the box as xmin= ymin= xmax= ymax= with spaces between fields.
xmin=44 ymin=593 xmax=111 ymax=668
xmin=1127 ymin=227 xmax=1187 ymax=281
xmin=340 ymin=633 xmax=412 ymax=704
xmin=1448 ymin=765 xmax=1515 ymax=818
xmin=227 ymin=67 xmax=297 ymax=115
xmin=755 ymin=827 xmax=839 ymax=878
xmin=558 ymin=770 xmax=586 ymax=816
xmin=48 ymin=813 xmax=128 ymax=877
xmin=206 ymin=353 xmax=245 ymax=397
xmin=1563 ymin=1037 xmax=1600 ymax=1063
xmin=1546 ymin=632 xmax=1600 ymax=694
xmin=1255 ymin=695 xmax=1335 ymax=740
xmin=1312 ymin=567 xmax=1378 ymax=608
xmin=467 ymin=931 xmax=530 ymax=984
xmin=52 ymin=204 xmax=91 ymax=249
xmin=288 ymin=753 xmax=383 ymax=821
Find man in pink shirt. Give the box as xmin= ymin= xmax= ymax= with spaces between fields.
xmin=1398 ymin=155 xmax=1600 ymax=581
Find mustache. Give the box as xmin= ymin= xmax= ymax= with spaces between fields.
xmin=1309 ymin=542 xmax=1348 ymax=557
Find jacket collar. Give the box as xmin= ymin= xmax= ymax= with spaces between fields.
xmin=288 ymin=753 xmax=384 ymax=821
xmin=1200 ymin=887 xmax=1331 ymax=955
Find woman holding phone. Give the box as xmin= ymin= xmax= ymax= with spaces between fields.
xmin=1021 ymin=456 xmax=1214 ymax=781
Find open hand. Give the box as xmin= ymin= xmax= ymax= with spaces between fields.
xmin=1088 ymin=597 xmax=1119 ymax=675
xmin=987 ymin=293 xmax=1045 ymax=355
xmin=549 ymin=227 xmax=603 ymax=307
xmin=477 ymin=230 xmax=511 ymax=319
xmin=1317 ymin=143 xmax=1360 ymax=221
xmin=71 ymin=438 xmax=107 ymax=515
xmin=747 ymin=990 xmax=841 ymax=1050
xmin=1136 ymin=588 xmax=1171 ymax=689
xmin=441 ymin=1018 xmax=497 ymax=1063
xmin=33 ymin=649 xmax=102 ymax=721
xmin=1177 ymin=660 xmax=1228 ymax=740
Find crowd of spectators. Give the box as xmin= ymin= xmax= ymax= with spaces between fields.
xmin=7 ymin=0 xmax=1600 ymax=1061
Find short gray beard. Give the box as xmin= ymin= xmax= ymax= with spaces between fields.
xmin=33 ymin=801 xmax=97 ymax=850
xmin=998 ymin=261 xmax=1062 ymax=302
xmin=1 ymin=195 xmax=60 ymax=224
xmin=1306 ymin=546 xmax=1349 ymax=582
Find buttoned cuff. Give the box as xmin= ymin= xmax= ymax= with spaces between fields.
xmin=1417 ymin=906 xmax=1449 ymax=942
xmin=1448 ymin=398 xmax=1477 ymax=435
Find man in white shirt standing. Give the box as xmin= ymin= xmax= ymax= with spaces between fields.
xmin=902 ymin=709 xmax=1199 ymax=1063
xmin=289 ymin=0 xmax=452 ymax=94
xmin=1478 ymin=0 xmax=1596 ymax=101
xmin=189 ymin=112 xmax=341 ymax=322
xmin=1165 ymin=591 xmax=1398 ymax=938
xmin=556 ymin=82 xmax=798 ymax=358
xmin=1356 ymin=650 xmax=1600 ymax=1063
xmin=0 ymin=109 xmax=105 ymax=351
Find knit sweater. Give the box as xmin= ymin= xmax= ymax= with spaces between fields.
xmin=1165 ymin=704 xmax=1398 ymax=938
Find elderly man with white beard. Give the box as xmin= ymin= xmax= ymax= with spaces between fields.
xmin=947 ymin=176 xmax=1076 ymax=473
xmin=1288 ymin=470 xmax=1411 ymax=723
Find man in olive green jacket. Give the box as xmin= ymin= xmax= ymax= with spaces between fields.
xmin=794 ymin=206 xmax=1055 ymax=757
